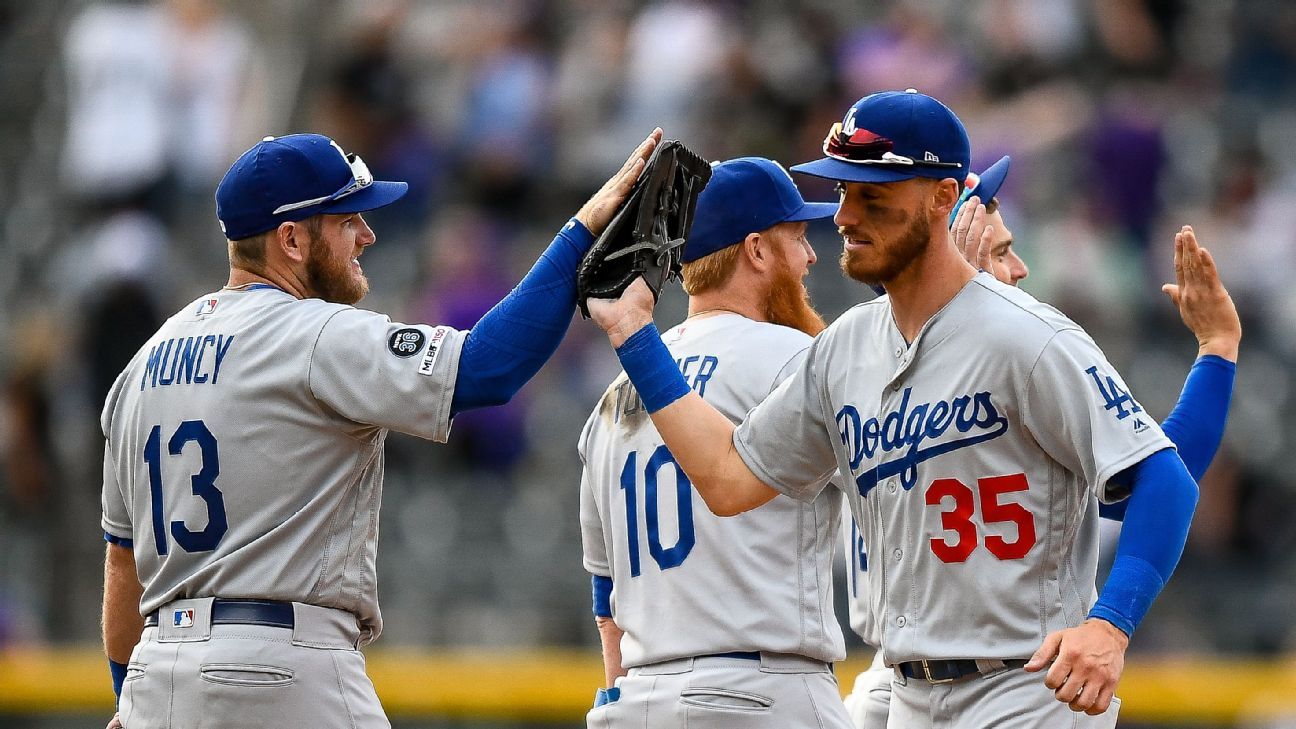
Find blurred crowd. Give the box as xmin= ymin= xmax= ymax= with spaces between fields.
xmin=1 ymin=0 xmax=1295 ymax=665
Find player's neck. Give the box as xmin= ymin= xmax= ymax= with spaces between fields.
xmin=882 ymin=236 xmax=977 ymax=343
xmin=687 ymin=288 xmax=764 ymax=323
xmin=226 ymin=266 xmax=310 ymax=300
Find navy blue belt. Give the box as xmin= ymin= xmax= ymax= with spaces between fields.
xmin=896 ymin=659 xmax=1028 ymax=683
xmin=144 ymin=599 xmax=295 ymax=629
xmin=700 ymin=651 xmax=761 ymax=660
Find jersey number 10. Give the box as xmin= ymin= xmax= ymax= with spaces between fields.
xmin=619 ymin=445 xmax=696 ymax=577
xmin=143 ymin=420 xmax=228 ymax=555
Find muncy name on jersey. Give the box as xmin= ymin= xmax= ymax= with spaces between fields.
xmin=139 ymin=335 xmax=236 ymax=391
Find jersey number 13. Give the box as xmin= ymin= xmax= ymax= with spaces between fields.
xmin=143 ymin=420 xmax=228 ymax=555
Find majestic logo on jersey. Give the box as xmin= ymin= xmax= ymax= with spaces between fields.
xmin=1084 ymin=365 xmax=1142 ymax=421
xmin=837 ymin=387 xmax=1009 ymax=497
xmin=195 ymin=298 xmax=218 ymax=316
xmin=387 ymin=328 xmax=425 ymax=358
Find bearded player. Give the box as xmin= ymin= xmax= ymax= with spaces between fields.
xmin=578 ymin=157 xmax=854 ymax=728
xmin=585 ymin=90 xmax=1201 ymax=727
xmin=840 ymin=156 xmax=1240 ymax=729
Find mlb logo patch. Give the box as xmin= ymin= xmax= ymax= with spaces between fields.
xmin=173 ymin=609 xmax=195 ymax=628
xmin=418 ymin=327 xmax=450 ymax=376
xmin=196 ymin=299 xmax=219 ymax=316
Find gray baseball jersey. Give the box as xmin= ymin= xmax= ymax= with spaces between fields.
xmin=579 ymin=314 xmax=846 ymax=668
xmin=734 ymin=273 xmax=1172 ymax=665
xmin=101 ymin=284 xmax=465 ymax=644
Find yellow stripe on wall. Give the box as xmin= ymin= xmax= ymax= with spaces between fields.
xmin=3 ymin=648 xmax=1295 ymax=725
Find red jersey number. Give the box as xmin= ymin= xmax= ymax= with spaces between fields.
xmin=925 ymin=473 xmax=1037 ymax=563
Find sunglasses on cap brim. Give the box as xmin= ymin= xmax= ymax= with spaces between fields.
xmin=822 ymin=122 xmax=963 ymax=170
xmin=272 ymin=154 xmax=375 ymax=215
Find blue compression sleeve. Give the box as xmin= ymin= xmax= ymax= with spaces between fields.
xmin=109 ymin=658 xmax=127 ymax=706
xmin=1089 ymin=449 xmax=1198 ymax=636
xmin=1158 ymin=355 xmax=1235 ymax=481
xmin=592 ymin=574 xmax=613 ymax=618
xmin=450 ymin=219 xmax=593 ymax=414
xmin=615 ymin=324 xmax=691 ymax=412
xmin=1098 ymin=354 xmax=1234 ymax=522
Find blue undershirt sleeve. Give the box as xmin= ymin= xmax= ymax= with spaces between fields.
xmin=592 ymin=574 xmax=613 ymax=618
xmin=450 ymin=219 xmax=594 ymax=414
xmin=1098 ymin=355 xmax=1234 ymax=522
xmin=110 ymin=658 xmax=127 ymax=707
xmin=1088 ymin=448 xmax=1198 ymax=636
xmin=1158 ymin=355 xmax=1235 ymax=481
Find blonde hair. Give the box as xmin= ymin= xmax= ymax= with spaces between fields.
xmin=680 ymin=242 xmax=744 ymax=295
xmin=228 ymin=216 xmax=323 ymax=274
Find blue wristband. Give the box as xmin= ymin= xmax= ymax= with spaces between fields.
xmin=615 ymin=324 xmax=690 ymax=413
xmin=109 ymin=658 xmax=128 ymax=706
xmin=592 ymin=574 xmax=613 ymax=618
xmin=1088 ymin=556 xmax=1164 ymax=637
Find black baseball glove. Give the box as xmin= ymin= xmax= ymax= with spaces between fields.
xmin=577 ymin=140 xmax=712 ymax=318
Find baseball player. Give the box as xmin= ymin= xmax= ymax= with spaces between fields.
xmin=100 ymin=129 xmax=664 ymax=728
xmin=585 ymin=90 xmax=1201 ymax=728
xmin=578 ymin=157 xmax=853 ymax=729
xmin=840 ymin=157 xmax=1241 ymax=729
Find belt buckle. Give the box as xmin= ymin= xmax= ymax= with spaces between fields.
xmin=922 ymin=660 xmax=957 ymax=684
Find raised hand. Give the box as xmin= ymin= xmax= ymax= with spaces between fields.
xmin=587 ymin=276 xmax=658 ymax=348
xmin=951 ymin=195 xmax=995 ymax=275
xmin=1161 ymin=225 xmax=1241 ymax=362
xmin=575 ymin=129 xmax=664 ymax=236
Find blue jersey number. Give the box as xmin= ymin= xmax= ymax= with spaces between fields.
xmin=849 ymin=518 xmax=868 ymax=597
xmin=143 ymin=420 xmax=227 ymax=555
xmin=618 ymin=445 xmax=695 ymax=577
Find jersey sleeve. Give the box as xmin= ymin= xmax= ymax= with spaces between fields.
xmin=100 ymin=441 xmax=132 ymax=542
xmin=307 ymin=309 xmax=467 ymax=442
xmin=1022 ymin=329 xmax=1174 ymax=502
xmin=577 ymin=409 xmax=611 ymax=577
xmin=733 ymin=337 xmax=839 ymax=502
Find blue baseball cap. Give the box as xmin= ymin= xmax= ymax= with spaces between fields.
xmin=949 ymin=155 xmax=1011 ymax=225
xmin=215 ymin=134 xmax=409 ymax=240
xmin=791 ymin=89 xmax=970 ymax=185
xmin=684 ymin=157 xmax=839 ymax=263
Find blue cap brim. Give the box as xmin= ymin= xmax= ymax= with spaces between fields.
xmin=321 ymin=180 xmax=409 ymax=215
xmin=790 ymin=157 xmax=962 ymax=184
xmin=784 ymin=200 xmax=840 ymax=222
xmin=969 ymin=156 xmax=1010 ymax=202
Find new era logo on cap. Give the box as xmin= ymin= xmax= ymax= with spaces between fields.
xmin=791 ymin=89 xmax=970 ymax=185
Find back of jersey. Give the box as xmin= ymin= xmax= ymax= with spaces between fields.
xmin=579 ymin=314 xmax=845 ymax=667
xmin=100 ymin=286 xmax=464 ymax=643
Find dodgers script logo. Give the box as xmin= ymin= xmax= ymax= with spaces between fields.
xmin=837 ymin=387 xmax=1009 ymax=497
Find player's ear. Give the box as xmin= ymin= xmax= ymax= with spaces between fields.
xmin=742 ymin=231 xmax=771 ymax=273
xmin=931 ymin=178 xmax=961 ymax=218
xmin=276 ymin=221 xmax=308 ymax=264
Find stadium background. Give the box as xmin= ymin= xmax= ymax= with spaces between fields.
xmin=1 ymin=0 xmax=1295 ymax=727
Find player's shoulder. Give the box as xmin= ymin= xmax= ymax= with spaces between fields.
xmin=963 ymin=275 xmax=1083 ymax=344
xmin=667 ymin=314 xmax=811 ymax=365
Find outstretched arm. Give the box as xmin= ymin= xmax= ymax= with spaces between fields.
xmin=450 ymin=130 xmax=663 ymax=414
xmin=1100 ymin=227 xmax=1239 ymax=521
xmin=1158 ymin=226 xmax=1239 ymax=476
xmin=588 ymin=279 xmax=778 ymax=515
